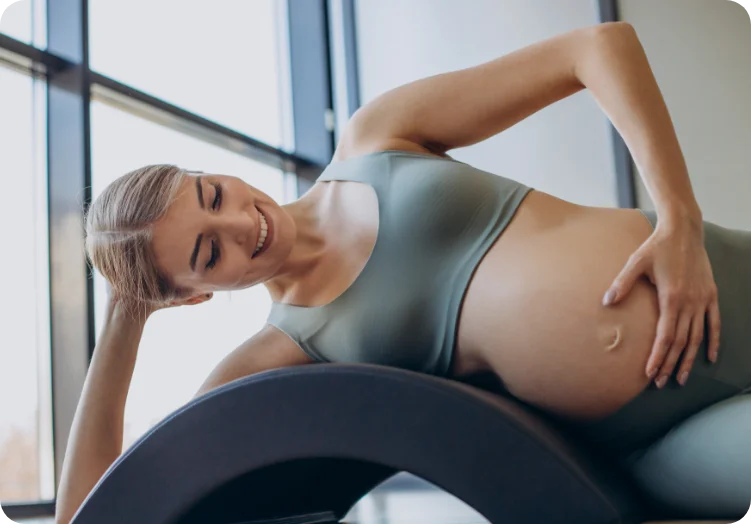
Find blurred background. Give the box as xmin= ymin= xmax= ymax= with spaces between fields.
xmin=0 ymin=0 xmax=748 ymax=522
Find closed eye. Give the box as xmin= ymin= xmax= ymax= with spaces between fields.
xmin=206 ymin=240 xmax=220 ymax=270
xmin=212 ymin=183 xmax=223 ymax=210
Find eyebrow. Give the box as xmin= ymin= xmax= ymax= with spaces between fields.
xmin=190 ymin=177 xmax=205 ymax=272
xmin=190 ymin=234 xmax=203 ymax=272
xmin=195 ymin=176 xmax=205 ymax=209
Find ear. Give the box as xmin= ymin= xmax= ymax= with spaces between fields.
xmin=185 ymin=292 xmax=213 ymax=306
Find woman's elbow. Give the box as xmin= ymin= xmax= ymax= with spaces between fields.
xmin=55 ymin=509 xmax=75 ymax=524
xmin=594 ymin=21 xmax=638 ymax=40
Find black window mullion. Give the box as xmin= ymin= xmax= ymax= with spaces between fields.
xmin=0 ymin=32 xmax=70 ymax=76
xmin=89 ymin=73 xmax=319 ymax=175
xmin=46 ymin=0 xmax=93 ymax=494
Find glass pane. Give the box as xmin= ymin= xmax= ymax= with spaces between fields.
xmin=90 ymin=102 xmax=289 ymax=451
xmin=89 ymin=0 xmax=284 ymax=146
xmin=0 ymin=66 xmax=53 ymax=502
xmin=1 ymin=0 xmax=46 ymax=47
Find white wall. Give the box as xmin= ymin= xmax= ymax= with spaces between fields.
xmin=353 ymin=0 xmax=751 ymax=225
xmin=353 ymin=0 xmax=617 ymax=207
xmin=620 ymin=0 xmax=751 ymax=229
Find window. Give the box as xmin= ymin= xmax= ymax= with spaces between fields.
xmin=90 ymin=101 xmax=290 ymax=451
xmin=0 ymin=1 xmax=330 ymax=518
xmin=88 ymin=0 xmax=284 ymax=146
xmin=0 ymin=0 xmax=45 ymax=48
xmin=0 ymin=66 xmax=54 ymax=502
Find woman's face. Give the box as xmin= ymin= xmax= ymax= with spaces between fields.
xmin=151 ymin=173 xmax=293 ymax=297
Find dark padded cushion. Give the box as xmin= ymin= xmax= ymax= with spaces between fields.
xmin=71 ymin=364 xmax=645 ymax=524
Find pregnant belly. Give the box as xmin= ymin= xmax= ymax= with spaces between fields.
xmin=456 ymin=191 xmax=660 ymax=421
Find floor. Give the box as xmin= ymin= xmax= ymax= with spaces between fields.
xmin=13 ymin=473 xmax=488 ymax=524
xmin=342 ymin=473 xmax=488 ymax=523
xmin=11 ymin=515 xmax=735 ymax=523
xmin=9 ymin=491 xmax=737 ymax=524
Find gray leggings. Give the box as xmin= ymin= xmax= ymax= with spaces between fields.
xmin=624 ymin=392 xmax=751 ymax=519
xmin=566 ymin=210 xmax=751 ymax=520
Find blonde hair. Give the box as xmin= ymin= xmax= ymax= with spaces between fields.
xmin=84 ymin=164 xmax=190 ymax=315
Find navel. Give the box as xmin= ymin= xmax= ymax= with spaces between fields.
xmin=604 ymin=326 xmax=622 ymax=351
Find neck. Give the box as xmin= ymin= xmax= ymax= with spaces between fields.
xmin=262 ymin=187 xmax=331 ymax=303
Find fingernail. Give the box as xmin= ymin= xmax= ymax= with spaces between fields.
xmin=602 ymin=289 xmax=616 ymax=306
xmin=655 ymin=376 xmax=668 ymax=389
xmin=647 ymin=367 xmax=658 ymax=379
xmin=679 ymin=371 xmax=689 ymax=386
xmin=710 ymin=351 xmax=717 ymax=363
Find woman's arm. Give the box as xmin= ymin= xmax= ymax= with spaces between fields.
xmin=55 ymin=298 xmax=311 ymax=523
xmin=345 ymin=22 xmax=700 ymax=221
xmin=574 ymin=22 xmax=700 ymax=224
xmin=55 ymin=298 xmax=145 ymax=524
xmin=192 ymin=324 xmax=315 ymax=399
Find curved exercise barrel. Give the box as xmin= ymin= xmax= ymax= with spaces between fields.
xmin=71 ymin=364 xmax=645 ymax=524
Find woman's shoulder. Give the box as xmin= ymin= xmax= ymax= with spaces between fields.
xmin=330 ymin=138 xmax=453 ymax=164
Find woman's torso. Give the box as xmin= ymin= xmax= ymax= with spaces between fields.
xmin=278 ymin=145 xmax=660 ymax=421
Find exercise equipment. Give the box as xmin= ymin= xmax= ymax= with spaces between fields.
xmin=69 ymin=364 xmax=710 ymax=524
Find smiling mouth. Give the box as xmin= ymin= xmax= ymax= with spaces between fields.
xmin=252 ymin=208 xmax=269 ymax=258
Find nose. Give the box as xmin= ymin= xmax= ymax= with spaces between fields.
xmin=215 ymin=208 xmax=256 ymax=250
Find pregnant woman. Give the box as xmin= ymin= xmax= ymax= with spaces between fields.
xmin=56 ymin=22 xmax=750 ymax=523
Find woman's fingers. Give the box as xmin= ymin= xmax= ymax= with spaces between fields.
xmin=707 ymin=298 xmax=721 ymax=362
xmin=655 ymin=312 xmax=693 ymax=388
xmin=654 ymin=309 xmax=691 ymax=388
xmin=675 ymin=312 xmax=705 ymax=386
xmin=604 ymin=252 xmax=647 ymax=306
xmin=647 ymin=302 xmax=678 ymax=379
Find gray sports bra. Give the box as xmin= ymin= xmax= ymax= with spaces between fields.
xmin=266 ymin=149 xmax=533 ymax=377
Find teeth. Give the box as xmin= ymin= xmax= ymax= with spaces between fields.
xmin=254 ymin=212 xmax=269 ymax=256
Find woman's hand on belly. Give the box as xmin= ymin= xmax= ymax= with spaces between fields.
xmin=602 ymin=216 xmax=721 ymax=389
